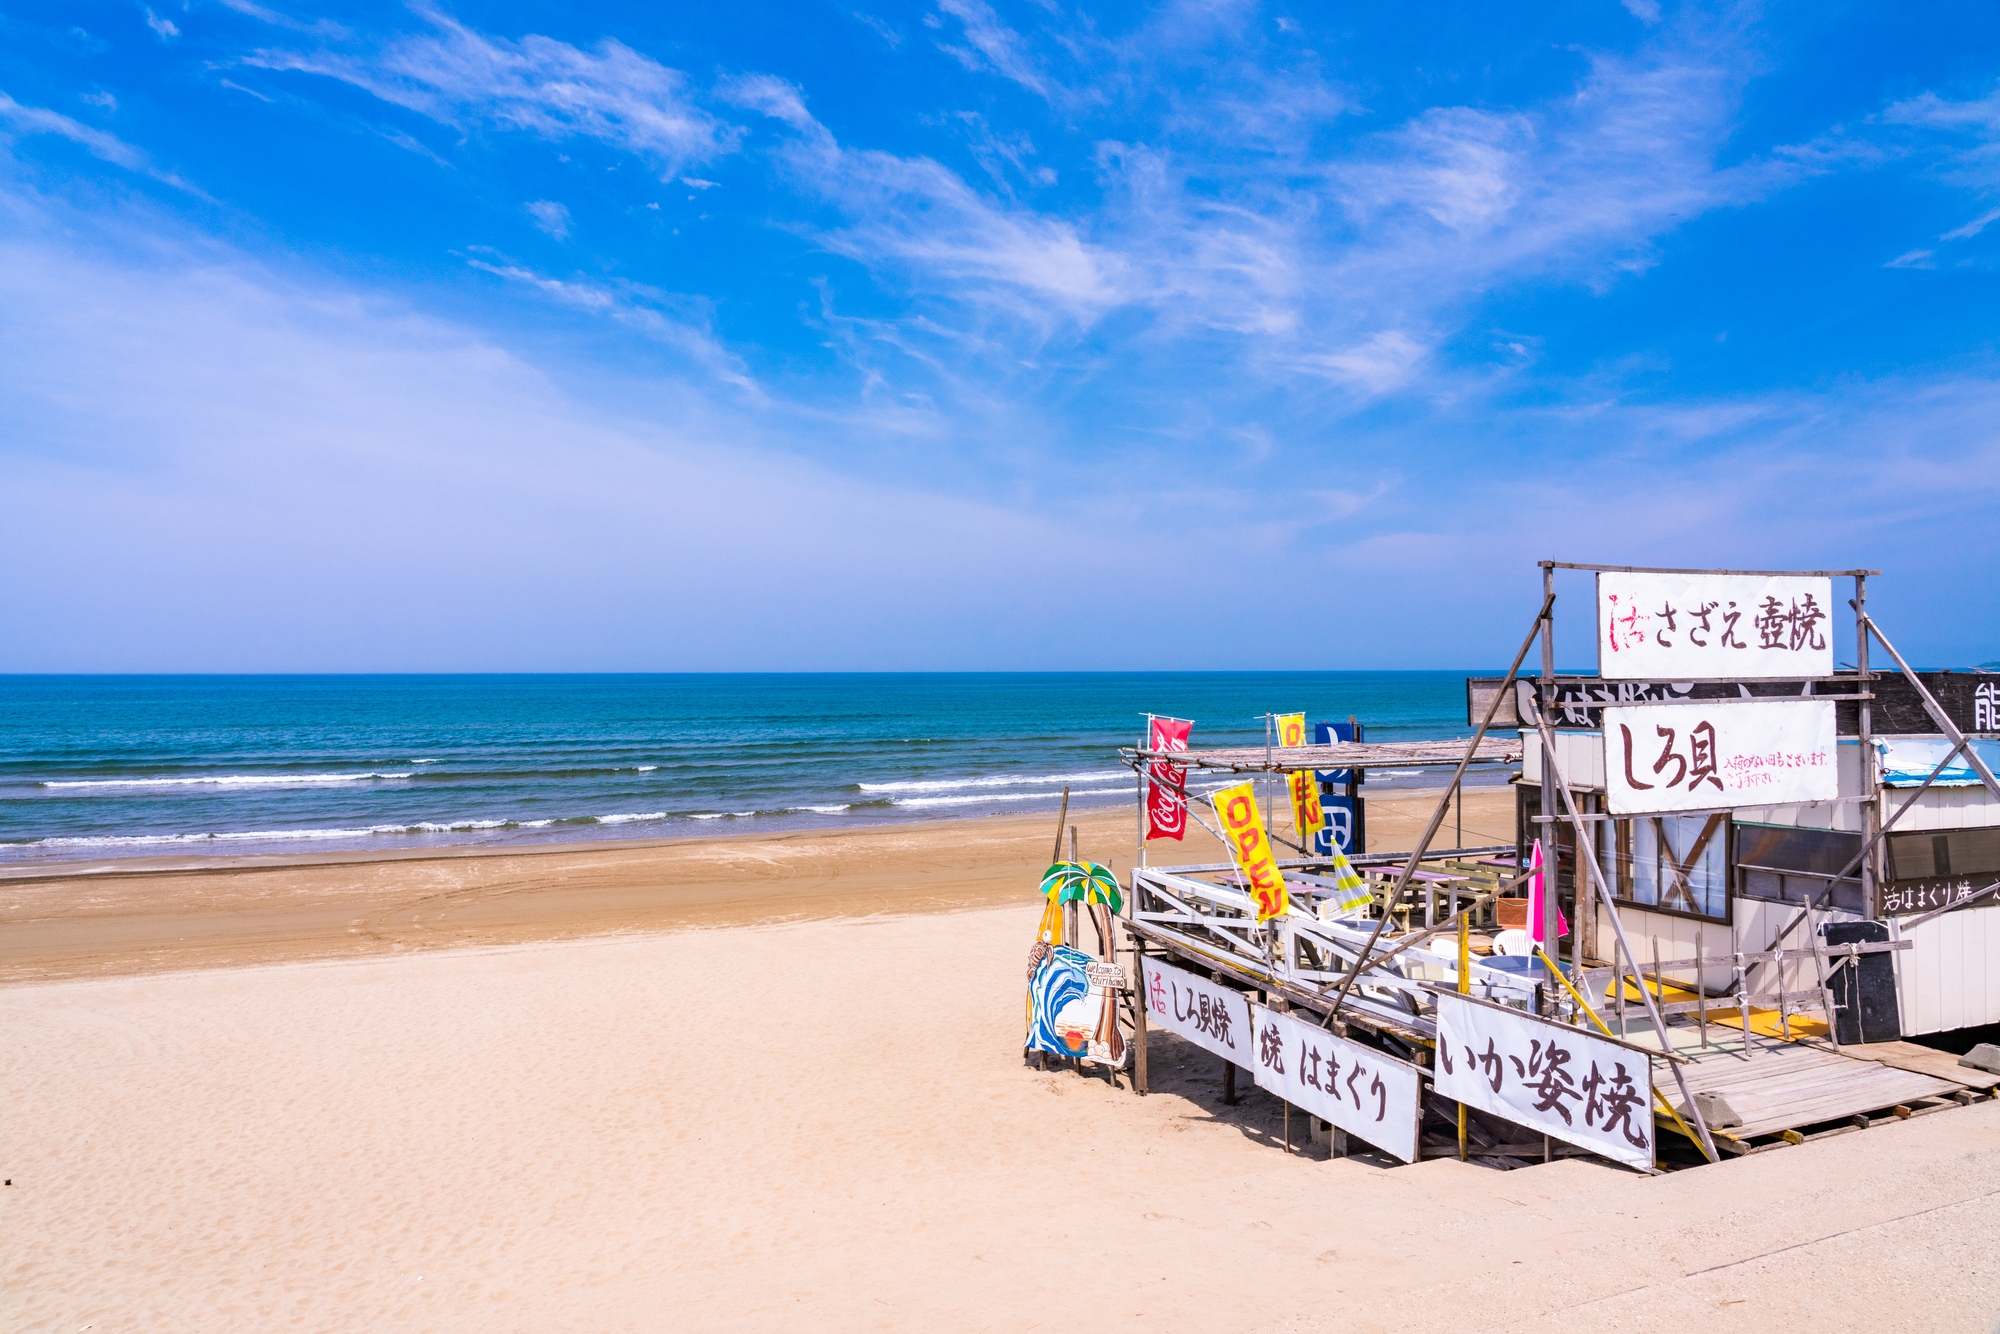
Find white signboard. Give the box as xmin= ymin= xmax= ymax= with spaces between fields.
xmin=1598 ymin=573 xmax=1834 ymax=680
xmin=1248 ymin=1004 xmax=1423 ymax=1163
xmin=1434 ymin=990 xmax=1654 ymax=1170
xmin=1604 ymin=699 xmax=1836 ymax=815
xmin=1141 ymin=957 xmax=1253 ymax=1069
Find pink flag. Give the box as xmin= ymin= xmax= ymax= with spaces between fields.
xmin=1145 ymin=717 xmax=1192 ymax=841
xmin=1527 ymin=841 xmax=1570 ymax=945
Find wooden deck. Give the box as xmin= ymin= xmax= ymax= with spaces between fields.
xmin=1673 ymin=1044 xmax=1966 ymax=1150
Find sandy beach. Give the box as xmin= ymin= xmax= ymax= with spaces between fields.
xmin=5 ymin=793 xmax=1999 ymax=1331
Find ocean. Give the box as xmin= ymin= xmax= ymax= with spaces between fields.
xmin=0 ymin=673 xmax=1502 ymax=866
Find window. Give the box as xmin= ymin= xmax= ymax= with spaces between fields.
xmin=1596 ymin=812 xmax=1730 ymax=922
xmin=1736 ymin=822 xmax=1863 ymax=913
xmin=1886 ymin=827 xmax=2000 ymax=882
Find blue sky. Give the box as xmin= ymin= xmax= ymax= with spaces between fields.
xmin=2 ymin=1 xmax=1998 ymax=671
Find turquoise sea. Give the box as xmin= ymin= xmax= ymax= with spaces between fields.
xmin=0 ymin=673 xmax=1502 ymax=866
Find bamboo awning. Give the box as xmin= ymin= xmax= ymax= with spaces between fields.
xmin=1123 ymin=736 xmax=1521 ymax=774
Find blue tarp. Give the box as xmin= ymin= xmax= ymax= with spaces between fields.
xmin=1876 ymin=736 xmax=2000 ymax=787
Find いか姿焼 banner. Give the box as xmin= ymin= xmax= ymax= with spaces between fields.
xmin=1603 ymin=698 xmax=1837 ymax=815
xmin=1435 ymin=990 xmax=1655 ymax=1170
xmin=1210 ymin=780 xmax=1288 ymax=921
xmin=1598 ymin=573 xmax=1834 ymax=680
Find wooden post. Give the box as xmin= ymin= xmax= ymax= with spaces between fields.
xmin=1736 ymin=950 xmax=1751 ymax=1058
xmin=1222 ymin=1060 xmax=1239 ymax=1106
xmin=1805 ymin=896 xmax=1842 ymax=1048
xmin=1458 ymin=913 xmax=1470 ymax=1162
xmin=1697 ymin=920 xmax=1708 ymax=1050
xmin=1132 ymin=941 xmax=1149 ymax=1095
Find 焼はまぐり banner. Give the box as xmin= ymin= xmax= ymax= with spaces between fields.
xmin=1603 ymin=699 xmax=1837 ymax=815
xmin=1434 ymin=990 xmax=1655 ymax=1170
xmin=1209 ymin=780 xmax=1288 ymax=921
xmin=1249 ymin=1003 xmax=1422 ymax=1162
xmin=1141 ymin=957 xmax=1252 ymax=1069
xmin=1598 ymin=573 xmax=1834 ymax=680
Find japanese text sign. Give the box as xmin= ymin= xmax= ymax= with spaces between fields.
xmin=1142 ymin=957 xmax=1253 ymax=1068
xmin=1598 ymin=574 xmax=1834 ymax=680
xmin=1604 ymin=699 xmax=1836 ymax=815
xmin=1434 ymin=990 xmax=1654 ymax=1170
xmin=1249 ymin=1004 xmax=1422 ymax=1162
xmin=1210 ymin=781 xmax=1289 ymax=921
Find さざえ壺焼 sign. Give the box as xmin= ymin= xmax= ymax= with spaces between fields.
xmin=1598 ymin=573 xmax=1834 ymax=680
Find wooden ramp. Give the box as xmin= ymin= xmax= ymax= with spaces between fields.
xmin=1674 ymin=1044 xmax=1964 ymax=1151
xmin=1844 ymin=1040 xmax=2000 ymax=1091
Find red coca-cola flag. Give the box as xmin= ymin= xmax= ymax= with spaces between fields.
xmin=1145 ymin=716 xmax=1193 ymax=841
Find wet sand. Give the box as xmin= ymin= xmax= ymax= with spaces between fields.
xmin=0 ymin=786 xmax=1517 ymax=984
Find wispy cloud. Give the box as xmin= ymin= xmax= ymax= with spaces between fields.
xmin=464 ymin=251 xmax=757 ymax=393
xmin=525 ymin=199 xmax=570 ymax=238
xmin=0 ymin=92 xmax=203 ymax=194
xmin=246 ymin=6 xmax=740 ymax=175
xmin=143 ymin=7 xmax=179 ymax=41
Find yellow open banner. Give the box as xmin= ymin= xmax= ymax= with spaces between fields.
xmin=1211 ymin=781 xmax=1289 ymax=922
xmin=1275 ymin=712 xmax=1306 ymax=747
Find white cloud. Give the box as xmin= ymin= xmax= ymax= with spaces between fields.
xmin=464 ymin=252 xmax=757 ymax=393
xmin=0 ymin=92 xmax=202 ymax=193
xmin=246 ymin=6 xmax=739 ymax=175
xmin=1622 ymin=0 xmax=1663 ymax=24
xmin=1942 ymin=206 xmax=2000 ymax=242
xmin=144 ymin=7 xmax=180 ymax=40
xmin=525 ymin=198 xmax=571 ymax=238
xmin=934 ymin=0 xmax=1048 ymax=99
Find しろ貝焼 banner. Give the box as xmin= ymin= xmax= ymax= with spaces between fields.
xmin=1249 ymin=1003 xmax=1423 ymax=1162
xmin=1434 ymin=989 xmax=1654 ymax=1170
xmin=1603 ymin=698 xmax=1837 ymax=815
xmin=1141 ymin=957 xmax=1252 ymax=1068
xmin=1275 ymin=712 xmax=1306 ymax=746
xmin=1598 ymin=573 xmax=1834 ymax=680
xmin=1210 ymin=780 xmax=1288 ymax=921
xmin=1145 ymin=716 xmax=1192 ymax=841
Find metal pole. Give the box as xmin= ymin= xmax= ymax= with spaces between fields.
xmin=1326 ymin=592 xmax=1555 ymax=1016
xmin=1855 ymin=575 xmax=1877 ymax=915
xmin=1137 ymin=717 xmax=1149 ymax=871
xmin=1534 ymin=710 xmax=1720 ymax=1163
xmin=1866 ymin=616 xmax=2000 ymax=803
xmin=1540 ymin=563 xmax=1560 ymax=971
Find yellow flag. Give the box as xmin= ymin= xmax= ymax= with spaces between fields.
xmin=1210 ymin=780 xmax=1289 ymax=922
xmin=1289 ymin=768 xmax=1323 ymax=842
xmin=1275 ymin=712 xmax=1306 ymax=747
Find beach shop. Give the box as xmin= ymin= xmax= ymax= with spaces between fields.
xmin=1024 ymin=561 xmax=1997 ymax=1171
